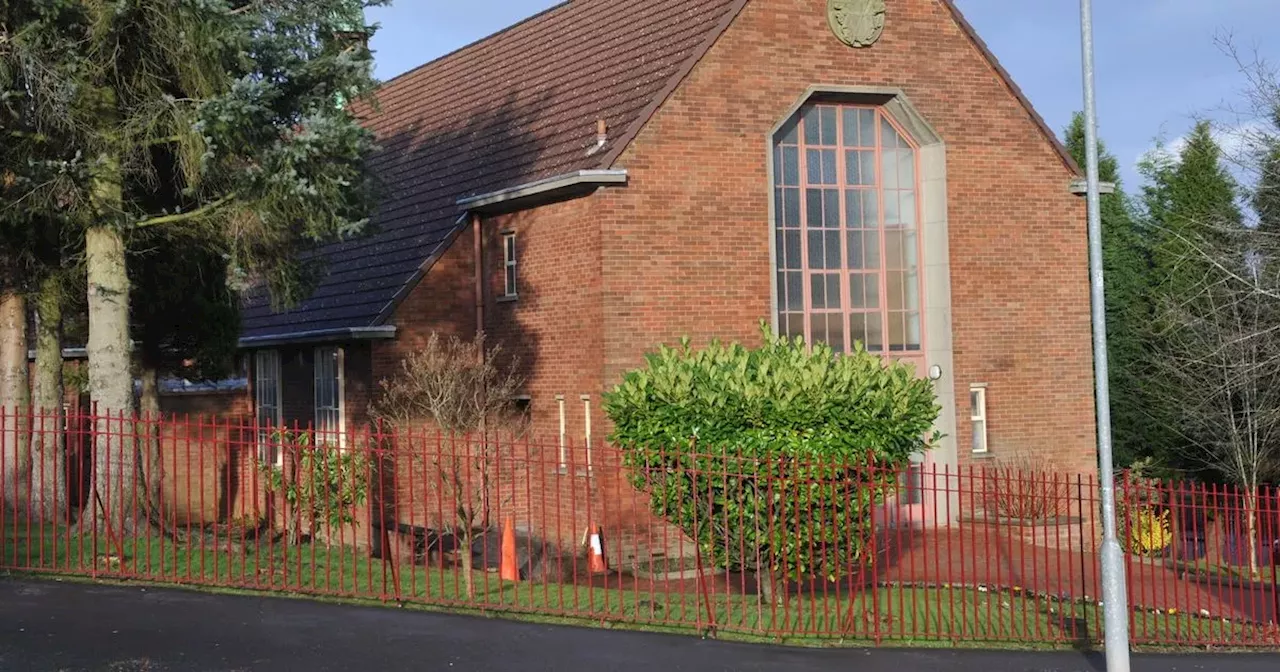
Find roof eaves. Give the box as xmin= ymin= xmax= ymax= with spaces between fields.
xmin=238 ymin=326 xmax=398 ymax=350
xmin=940 ymin=0 xmax=1081 ymax=176
xmin=597 ymin=0 xmax=752 ymax=170
xmin=455 ymin=169 xmax=629 ymax=212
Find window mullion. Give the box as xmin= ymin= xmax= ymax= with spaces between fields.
xmin=874 ymin=111 xmax=891 ymax=355
xmin=798 ymin=114 xmax=814 ymax=348
xmin=834 ymin=106 xmax=852 ymax=354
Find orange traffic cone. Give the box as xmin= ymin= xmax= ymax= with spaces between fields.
xmin=500 ymin=517 xmax=519 ymax=582
xmin=587 ymin=525 xmax=608 ymax=575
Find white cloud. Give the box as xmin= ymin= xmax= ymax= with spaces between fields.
xmin=1136 ymin=119 xmax=1273 ymax=176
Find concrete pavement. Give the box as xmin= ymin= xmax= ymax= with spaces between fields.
xmin=0 ymin=578 xmax=1273 ymax=671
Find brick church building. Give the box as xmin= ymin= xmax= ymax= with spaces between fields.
xmin=237 ymin=0 xmax=1098 ymax=487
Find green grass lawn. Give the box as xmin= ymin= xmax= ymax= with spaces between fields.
xmin=1174 ymin=559 xmax=1278 ymax=584
xmin=1 ymin=517 xmax=1270 ymax=649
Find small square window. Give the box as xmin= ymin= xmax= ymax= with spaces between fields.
xmin=502 ymin=232 xmax=518 ymax=299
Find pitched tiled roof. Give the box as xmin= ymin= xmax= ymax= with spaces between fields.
xmin=240 ymin=0 xmax=746 ymax=340
xmin=239 ymin=0 xmax=1077 ymax=342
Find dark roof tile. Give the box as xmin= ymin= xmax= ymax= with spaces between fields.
xmin=240 ymin=0 xmax=742 ymax=340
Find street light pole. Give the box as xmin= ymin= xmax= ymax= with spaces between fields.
xmin=1078 ymin=0 xmax=1131 ymax=669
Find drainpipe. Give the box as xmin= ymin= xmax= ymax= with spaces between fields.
xmin=472 ymin=211 xmax=484 ymax=355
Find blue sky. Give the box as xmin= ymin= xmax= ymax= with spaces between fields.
xmin=366 ymin=0 xmax=1280 ymax=191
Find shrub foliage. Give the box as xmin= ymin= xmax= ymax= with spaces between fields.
xmin=604 ymin=328 xmax=940 ymax=585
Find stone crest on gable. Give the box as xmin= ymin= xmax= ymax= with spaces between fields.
xmin=828 ymin=0 xmax=887 ymax=48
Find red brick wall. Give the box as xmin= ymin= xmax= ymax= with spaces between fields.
xmin=482 ymin=197 xmax=604 ymax=446
xmin=592 ymin=0 xmax=1096 ymax=474
xmin=373 ymin=225 xmax=478 ymax=389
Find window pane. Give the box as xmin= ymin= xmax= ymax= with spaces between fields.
xmin=811 ymin=274 xmax=827 ymax=309
xmin=851 ymin=274 xmax=865 ymax=308
xmin=845 ymin=151 xmax=861 ymax=186
xmin=820 ymin=106 xmax=837 ymax=145
xmin=787 ymin=271 xmax=803 ymax=310
xmin=850 ymin=313 xmax=866 ymax=347
xmin=803 ymin=106 xmax=821 ymax=145
xmin=865 ymin=270 xmax=880 ymax=307
xmin=842 ymin=108 xmax=860 ymax=146
xmin=866 ymin=313 xmax=883 ymax=351
xmin=905 ymin=270 xmax=919 ymax=310
xmin=971 ymin=390 xmax=981 ymax=413
xmin=811 ymin=313 xmax=827 ymax=345
xmin=859 ymin=110 xmax=876 ymax=148
xmin=823 ymin=189 xmax=840 ymax=227
xmin=845 ymin=189 xmax=863 ymax=227
xmin=888 ymin=312 xmax=905 ymax=350
xmin=903 ymin=231 xmax=918 ymax=267
xmin=847 ymin=232 xmax=863 ymax=270
xmin=825 ymin=273 xmax=842 ymax=309
xmin=825 ymin=230 xmax=841 ymax=269
xmin=784 ymin=188 xmax=800 ymax=226
xmin=864 ymin=229 xmax=880 ymax=269
xmin=906 ymin=312 xmax=922 ymax=349
xmin=806 ymin=149 xmax=823 ymax=184
xmin=808 ymin=230 xmax=824 ymax=269
xmin=884 ymin=189 xmax=901 ymax=224
xmin=784 ymin=230 xmax=801 ymax=269
xmin=881 ymin=116 xmax=898 ymax=149
xmin=860 ymin=151 xmax=876 ymax=187
xmin=822 ymin=149 xmax=837 ymax=184
xmin=887 ymin=270 xmax=906 ymax=311
xmin=882 ymin=151 xmax=899 ymax=193
xmin=783 ymin=147 xmax=800 ymax=186
xmin=806 ymin=189 xmax=823 ymax=228
xmin=900 ymin=149 xmax=916 ymax=186
xmin=885 ymin=231 xmax=904 ymax=270
xmin=972 ymin=420 xmax=987 ymax=452
xmin=827 ymin=314 xmax=845 ymax=353
xmin=862 ymin=188 xmax=878 ymax=225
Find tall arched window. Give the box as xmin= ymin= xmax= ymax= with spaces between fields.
xmin=773 ymin=104 xmax=923 ymax=360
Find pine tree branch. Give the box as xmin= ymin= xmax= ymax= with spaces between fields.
xmin=134 ymin=193 xmax=237 ymax=229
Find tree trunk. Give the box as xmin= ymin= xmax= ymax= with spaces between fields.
xmin=84 ymin=223 xmax=140 ymax=537
xmin=1244 ymin=489 xmax=1260 ymax=579
xmin=137 ymin=362 xmax=164 ymax=527
xmin=30 ymin=276 xmax=67 ymax=524
xmin=0 ymin=290 xmax=31 ymax=510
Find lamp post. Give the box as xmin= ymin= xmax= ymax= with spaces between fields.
xmin=1078 ymin=0 xmax=1131 ymax=669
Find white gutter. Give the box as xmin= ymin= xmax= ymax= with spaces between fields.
xmin=237 ymin=325 xmax=397 ymax=349
xmin=456 ymin=169 xmax=628 ymax=211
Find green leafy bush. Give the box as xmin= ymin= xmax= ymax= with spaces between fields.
xmin=260 ymin=430 xmax=370 ymax=545
xmin=604 ymin=327 xmax=939 ymax=587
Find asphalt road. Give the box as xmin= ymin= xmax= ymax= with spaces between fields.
xmin=0 ymin=578 xmax=1274 ymax=671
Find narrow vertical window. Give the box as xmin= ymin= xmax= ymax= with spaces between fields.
xmin=772 ymin=105 xmax=923 ymax=364
xmin=502 ymin=232 xmax=518 ymax=299
xmin=253 ymin=350 xmax=282 ymax=465
xmin=314 ymin=347 xmax=345 ymax=448
xmin=970 ymin=384 xmax=989 ymax=454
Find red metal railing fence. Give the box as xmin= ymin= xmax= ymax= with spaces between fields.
xmin=0 ymin=407 xmax=1277 ymax=647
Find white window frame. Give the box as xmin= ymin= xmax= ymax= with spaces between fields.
xmin=253 ymin=350 xmax=283 ymax=466
xmin=313 ymin=346 xmax=346 ymax=449
xmin=970 ymin=384 xmax=989 ymax=454
xmin=502 ymin=231 xmax=518 ymax=299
